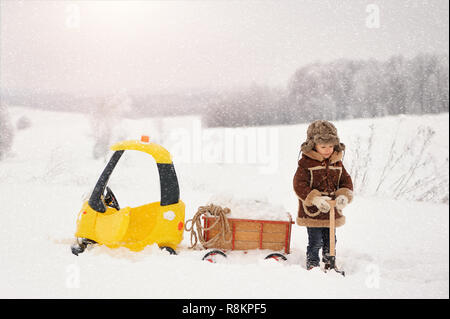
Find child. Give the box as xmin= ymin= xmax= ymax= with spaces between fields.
xmin=293 ymin=120 xmax=353 ymax=270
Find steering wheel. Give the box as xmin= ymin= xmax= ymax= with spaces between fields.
xmin=104 ymin=186 xmax=120 ymax=210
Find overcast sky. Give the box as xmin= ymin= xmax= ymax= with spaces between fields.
xmin=0 ymin=0 xmax=448 ymax=95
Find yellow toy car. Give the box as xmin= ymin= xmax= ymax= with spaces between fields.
xmin=71 ymin=136 xmax=185 ymax=256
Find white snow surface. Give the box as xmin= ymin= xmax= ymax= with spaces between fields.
xmin=0 ymin=106 xmax=448 ymax=299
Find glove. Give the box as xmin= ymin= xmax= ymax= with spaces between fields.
xmin=312 ymin=196 xmax=331 ymax=213
xmin=335 ymin=195 xmax=349 ymax=210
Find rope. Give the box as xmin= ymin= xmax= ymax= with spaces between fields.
xmin=184 ymin=204 xmax=232 ymax=250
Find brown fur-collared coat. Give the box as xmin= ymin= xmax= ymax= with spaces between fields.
xmin=293 ymin=150 xmax=353 ymax=228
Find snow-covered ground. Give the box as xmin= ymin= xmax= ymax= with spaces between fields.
xmin=0 ymin=106 xmax=448 ymax=298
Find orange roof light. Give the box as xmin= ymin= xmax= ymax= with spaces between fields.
xmin=141 ymin=135 xmax=150 ymax=143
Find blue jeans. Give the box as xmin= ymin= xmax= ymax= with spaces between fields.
xmin=306 ymin=227 xmax=336 ymax=267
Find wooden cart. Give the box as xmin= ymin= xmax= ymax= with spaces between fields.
xmin=201 ymin=214 xmax=294 ymax=260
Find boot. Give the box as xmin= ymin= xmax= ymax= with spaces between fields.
xmin=306 ymin=260 xmax=320 ymax=270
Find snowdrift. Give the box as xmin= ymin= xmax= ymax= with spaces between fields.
xmin=0 ymin=106 xmax=448 ymax=298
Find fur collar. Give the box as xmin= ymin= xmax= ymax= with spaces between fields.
xmin=303 ymin=150 xmax=343 ymax=164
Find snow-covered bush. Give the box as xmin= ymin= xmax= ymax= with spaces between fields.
xmin=16 ymin=115 xmax=32 ymax=130
xmin=0 ymin=105 xmax=14 ymax=160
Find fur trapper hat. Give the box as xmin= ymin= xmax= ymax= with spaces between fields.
xmin=300 ymin=120 xmax=345 ymax=153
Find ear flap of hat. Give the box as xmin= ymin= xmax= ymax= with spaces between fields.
xmin=300 ymin=139 xmax=315 ymax=153
xmin=334 ymin=142 xmax=345 ymax=152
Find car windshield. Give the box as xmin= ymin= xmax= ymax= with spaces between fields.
xmin=88 ymin=150 xmax=180 ymax=212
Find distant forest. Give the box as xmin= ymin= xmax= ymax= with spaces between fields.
xmin=205 ymin=53 xmax=449 ymax=127
xmin=2 ymin=53 xmax=448 ymax=128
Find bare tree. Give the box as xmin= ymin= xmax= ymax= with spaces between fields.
xmin=89 ymin=91 xmax=132 ymax=159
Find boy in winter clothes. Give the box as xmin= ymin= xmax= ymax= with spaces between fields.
xmin=293 ymin=120 xmax=353 ymax=270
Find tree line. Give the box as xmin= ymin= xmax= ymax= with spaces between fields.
xmin=204 ymin=53 xmax=449 ymax=127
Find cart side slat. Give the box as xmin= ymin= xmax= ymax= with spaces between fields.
xmin=236 ymin=231 xmax=260 ymax=241
xmin=259 ymin=223 xmax=263 ymax=249
xmin=236 ymin=241 xmax=286 ymax=251
xmin=206 ymin=218 xmax=210 ymax=242
xmin=206 ymin=229 xmax=287 ymax=243
xmin=234 ymin=221 xmax=261 ymax=232
xmin=262 ymin=232 xmax=287 ymax=242
xmin=207 ymin=225 xmax=289 ymax=239
xmin=201 ymin=216 xmax=293 ymax=253
xmin=263 ymin=223 xmax=288 ymax=233
xmin=262 ymin=242 xmax=286 ymax=251
xmin=232 ymin=222 xmax=236 ymax=250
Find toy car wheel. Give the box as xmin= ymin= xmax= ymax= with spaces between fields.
xmin=71 ymin=243 xmax=85 ymax=256
xmin=202 ymin=250 xmax=227 ymax=263
xmin=71 ymin=238 xmax=96 ymax=256
xmin=264 ymin=253 xmax=287 ymax=262
xmin=160 ymin=246 xmax=177 ymax=255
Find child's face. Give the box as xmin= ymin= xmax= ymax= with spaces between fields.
xmin=315 ymin=143 xmax=334 ymax=159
